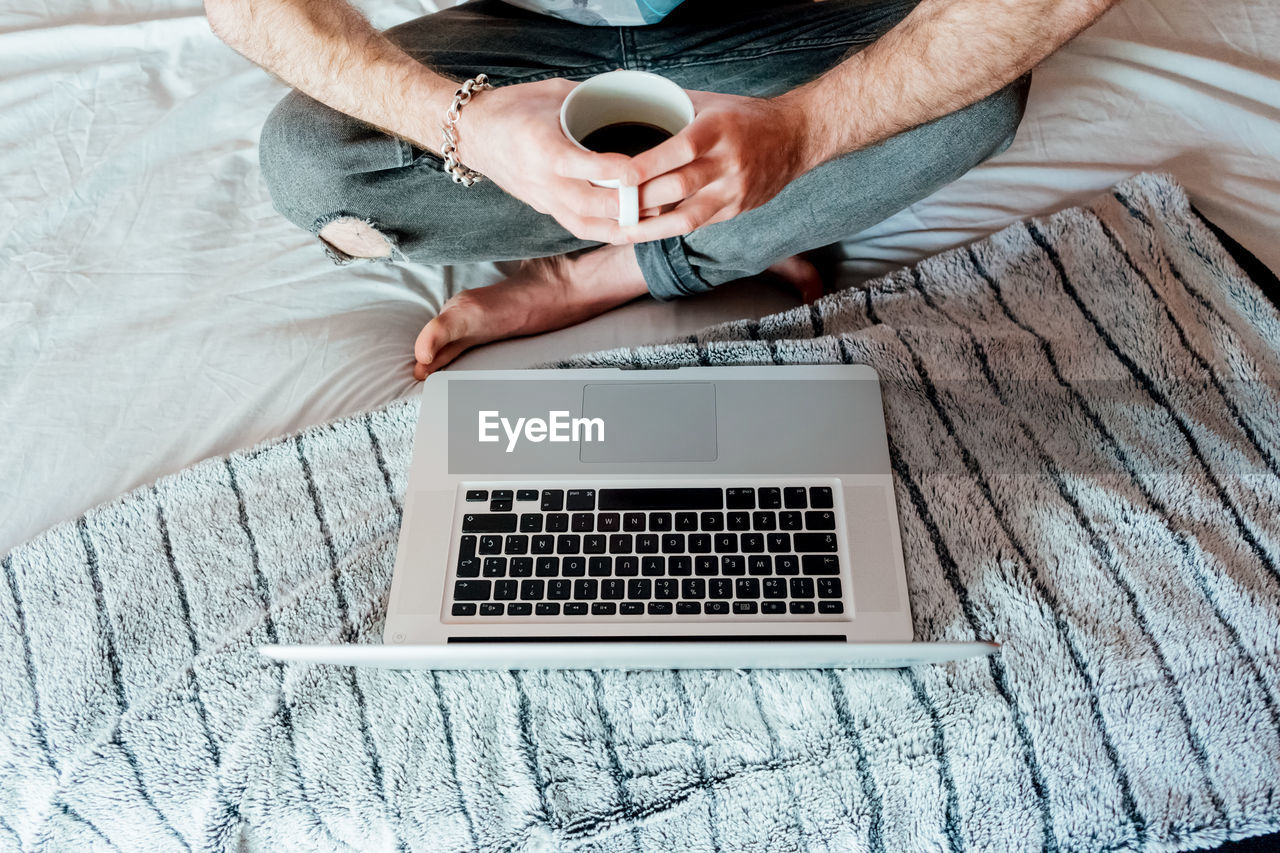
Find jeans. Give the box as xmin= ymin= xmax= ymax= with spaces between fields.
xmin=259 ymin=0 xmax=1030 ymax=301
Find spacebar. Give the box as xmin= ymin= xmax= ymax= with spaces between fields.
xmin=598 ymin=488 xmax=723 ymax=510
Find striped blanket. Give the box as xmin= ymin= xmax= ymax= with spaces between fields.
xmin=2 ymin=172 xmax=1279 ymax=852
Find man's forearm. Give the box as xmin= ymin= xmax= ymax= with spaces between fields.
xmin=204 ymin=0 xmax=453 ymax=151
xmin=781 ymin=0 xmax=1117 ymax=168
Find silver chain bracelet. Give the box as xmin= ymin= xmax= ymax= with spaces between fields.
xmin=441 ymin=74 xmax=492 ymax=186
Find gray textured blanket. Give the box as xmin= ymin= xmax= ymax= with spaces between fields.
xmin=3 ymin=173 xmax=1279 ymax=852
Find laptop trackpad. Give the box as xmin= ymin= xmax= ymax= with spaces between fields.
xmin=580 ymin=383 xmax=718 ymax=463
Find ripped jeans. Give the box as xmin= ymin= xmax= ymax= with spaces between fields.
xmin=258 ymin=0 xmax=1029 ymax=301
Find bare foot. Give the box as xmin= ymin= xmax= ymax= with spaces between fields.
xmin=413 ymin=245 xmax=648 ymax=379
xmin=767 ymin=254 xmax=823 ymax=304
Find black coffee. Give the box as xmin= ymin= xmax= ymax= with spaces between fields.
xmin=580 ymin=121 xmax=673 ymax=156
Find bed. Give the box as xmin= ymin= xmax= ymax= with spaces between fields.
xmin=2 ymin=0 xmax=1279 ymax=559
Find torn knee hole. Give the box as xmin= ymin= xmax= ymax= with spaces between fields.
xmin=318 ymin=216 xmax=393 ymax=259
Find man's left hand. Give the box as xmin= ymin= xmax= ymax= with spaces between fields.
xmin=618 ymin=90 xmax=826 ymax=243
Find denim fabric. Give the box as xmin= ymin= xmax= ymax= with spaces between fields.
xmin=259 ymin=0 xmax=1029 ymax=300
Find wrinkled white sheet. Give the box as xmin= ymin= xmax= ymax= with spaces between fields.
xmin=2 ymin=0 xmax=1278 ymax=551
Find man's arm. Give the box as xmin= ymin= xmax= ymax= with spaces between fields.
xmin=624 ymin=0 xmax=1121 ymax=241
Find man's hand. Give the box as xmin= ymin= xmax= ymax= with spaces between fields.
xmin=459 ymin=79 xmax=638 ymax=244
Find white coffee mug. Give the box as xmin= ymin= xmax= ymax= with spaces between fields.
xmin=559 ymin=70 xmax=696 ymax=227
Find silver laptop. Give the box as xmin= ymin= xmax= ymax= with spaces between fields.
xmin=263 ymin=365 xmax=995 ymax=668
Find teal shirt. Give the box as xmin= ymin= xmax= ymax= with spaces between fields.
xmin=500 ymin=0 xmax=686 ymax=26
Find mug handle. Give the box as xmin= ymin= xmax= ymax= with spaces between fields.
xmin=618 ymin=184 xmax=639 ymax=228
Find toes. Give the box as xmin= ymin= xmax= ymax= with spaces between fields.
xmin=415 ymin=299 xmax=474 ymax=365
xmin=413 ymin=339 xmax=472 ymax=381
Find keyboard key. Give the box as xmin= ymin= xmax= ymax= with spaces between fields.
xmin=571 ymin=513 xmax=594 ymax=532
xmin=508 ymin=602 xmax=533 ymax=616
xmin=668 ymin=556 xmax=692 ymax=576
xmin=589 ymin=557 xmax=612 ymax=576
xmin=532 ymin=535 xmax=555 ymax=554
xmin=655 ymin=579 xmax=678 ymax=600
xmin=715 ymin=533 xmax=738 ymax=552
xmin=494 ymin=580 xmax=518 ymax=600
xmin=548 ymin=579 xmax=571 ymax=600
xmin=650 ymin=512 xmax=673 ymax=532
xmin=758 ymin=488 xmax=782 ymax=509
xmin=602 ymin=579 xmax=626 ymax=600
xmin=783 ymin=487 xmax=808 ymax=509
xmin=491 ymin=490 xmax=513 ymax=502
xmin=790 ymin=577 xmax=816 ymax=598
xmin=627 ymin=579 xmax=652 ymax=600
xmin=681 ymin=578 xmax=706 ymax=599
xmin=584 ymin=535 xmax=607 ymax=554
xmin=489 ymin=500 xmax=512 ymax=512
xmin=810 ymin=486 xmax=834 ymax=508
xmin=615 ymin=556 xmax=640 ymax=576
xmin=753 ymin=511 xmax=777 ymax=531
xmin=741 ymin=533 xmax=764 ymax=553
xmin=733 ymin=601 xmax=758 ymax=615
xmin=728 ymin=512 xmax=750 ymax=531
xmin=789 ymin=601 xmax=816 ymax=614
xmin=803 ymin=555 xmax=841 ymax=575
xmin=516 ymin=489 xmax=539 ymax=502
xmin=704 ymin=601 xmax=729 ymax=615
xmin=695 ymin=556 xmax=718 ymax=576
xmin=688 ymin=534 xmax=712 ymax=553
xmin=805 ymin=511 xmax=837 ymax=530
xmin=509 ymin=557 xmax=533 ymax=577
xmin=819 ymin=601 xmax=845 ymax=614
xmin=459 ymin=535 xmax=477 ymax=559
xmin=748 ymin=555 xmax=772 ymax=575
xmin=480 ymin=602 xmax=504 ymax=616
xmin=636 ymin=534 xmax=659 ymax=554
xmin=520 ymin=579 xmax=545 ymax=600
xmin=535 ymin=556 xmax=559 ymax=577
xmin=452 ymin=602 xmax=477 ymax=616
xmin=762 ymin=578 xmax=786 ymax=599
xmin=762 ymin=601 xmax=787 ymax=614
xmin=592 ymin=602 xmax=617 ymax=616
xmin=483 ymin=557 xmax=507 ymax=577
xmin=465 ymin=490 xmax=488 ymax=502
xmin=726 ymin=487 xmax=755 ymax=509
xmin=519 ymin=513 xmax=543 ymax=533
xmin=573 ymin=579 xmax=598 ymax=600
xmin=478 ymin=535 xmax=503 ymax=554
xmin=562 ymin=557 xmax=586 ymax=576
xmin=675 ymin=512 xmax=698 ymax=531
xmin=566 ymin=489 xmax=596 ymax=511
xmin=564 ymin=602 xmax=588 ymax=615
xmin=609 ymin=533 xmax=634 ymax=554
xmin=817 ymin=578 xmax=843 ymax=598
xmin=599 ymin=488 xmax=723 ymax=510
xmin=775 ymin=555 xmax=800 ymax=575
xmin=735 ymin=578 xmax=760 ymax=599
xmin=647 ymin=602 xmax=673 ymax=615
xmin=780 ymin=512 xmax=803 ymax=531
xmin=795 ymin=533 xmax=838 ymax=552
xmin=620 ymin=602 xmax=644 ymax=615
xmin=700 ymin=512 xmax=725 ymax=532
xmin=623 ymin=513 xmax=646 ymax=532
xmin=641 ymin=556 xmax=665 ymax=577
xmin=453 ymin=580 xmax=491 ymax=601
xmin=557 ymin=534 xmax=581 ymax=554
xmin=540 ymin=490 xmax=564 ymax=512
xmin=536 ymin=602 xmax=561 ymax=616
xmin=677 ymin=601 xmax=702 ymax=615
xmin=710 ymin=578 xmax=733 ymax=599
xmin=662 ymin=533 xmax=685 ymax=554
xmin=597 ymin=513 xmax=621 ymax=532
xmin=767 ymin=533 xmax=791 ymax=552
xmin=546 ymin=513 xmax=569 ymax=533
xmin=720 ymin=555 xmax=746 ymax=576
xmin=504 ymin=535 xmax=529 ymax=555
xmin=456 ymin=557 xmax=481 ymax=578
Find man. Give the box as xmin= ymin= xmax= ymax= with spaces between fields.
xmin=205 ymin=0 xmax=1115 ymax=379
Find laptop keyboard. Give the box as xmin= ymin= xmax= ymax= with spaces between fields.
xmin=448 ymin=485 xmax=846 ymax=619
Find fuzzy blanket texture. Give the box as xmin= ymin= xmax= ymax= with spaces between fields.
xmin=2 ymin=173 xmax=1280 ymax=852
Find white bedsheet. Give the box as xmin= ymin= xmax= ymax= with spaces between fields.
xmin=2 ymin=0 xmax=1278 ymax=552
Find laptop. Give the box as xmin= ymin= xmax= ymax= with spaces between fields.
xmin=262 ymin=365 xmax=996 ymax=669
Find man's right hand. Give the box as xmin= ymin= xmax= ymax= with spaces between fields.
xmin=456 ymin=78 xmax=637 ymax=245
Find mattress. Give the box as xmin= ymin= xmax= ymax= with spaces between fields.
xmin=2 ymin=0 xmax=1279 ymax=552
